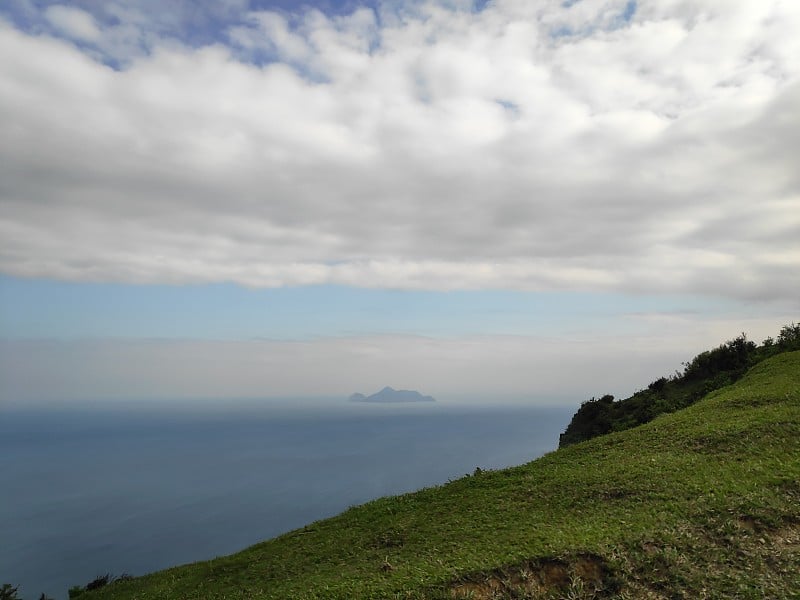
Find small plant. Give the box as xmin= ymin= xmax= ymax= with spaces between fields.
xmin=777 ymin=322 xmax=800 ymax=349
xmin=561 ymin=576 xmax=596 ymax=600
xmin=67 ymin=586 xmax=85 ymax=599
xmin=0 ymin=584 xmax=21 ymax=600
xmin=68 ymin=573 xmax=130 ymax=598
xmin=85 ymin=575 xmax=112 ymax=591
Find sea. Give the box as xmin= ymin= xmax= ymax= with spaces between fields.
xmin=0 ymin=399 xmax=574 ymax=599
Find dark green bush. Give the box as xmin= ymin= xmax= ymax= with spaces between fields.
xmin=0 ymin=584 xmax=55 ymax=600
xmin=68 ymin=573 xmax=132 ymax=598
xmin=0 ymin=584 xmax=21 ymax=600
xmin=559 ymin=323 xmax=798 ymax=447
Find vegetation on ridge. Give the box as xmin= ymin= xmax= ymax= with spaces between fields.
xmin=559 ymin=322 xmax=800 ymax=447
xmin=43 ymin=349 xmax=800 ymax=599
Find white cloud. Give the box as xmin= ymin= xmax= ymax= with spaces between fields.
xmin=44 ymin=5 xmax=101 ymax=42
xmin=0 ymin=1 xmax=799 ymax=301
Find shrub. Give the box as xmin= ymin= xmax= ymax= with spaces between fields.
xmin=559 ymin=323 xmax=800 ymax=447
xmin=777 ymin=322 xmax=800 ymax=349
xmin=68 ymin=573 xmax=131 ymax=598
xmin=0 ymin=584 xmax=21 ymax=600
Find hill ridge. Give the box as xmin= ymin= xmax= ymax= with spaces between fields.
xmin=559 ymin=322 xmax=800 ymax=447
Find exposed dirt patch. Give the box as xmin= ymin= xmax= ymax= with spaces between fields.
xmin=736 ymin=515 xmax=762 ymax=533
xmin=371 ymin=529 xmax=405 ymax=549
xmin=450 ymin=553 xmax=617 ymax=599
xmin=734 ymin=515 xmax=800 ymax=547
xmin=573 ymin=554 xmax=606 ymax=584
xmin=597 ymin=488 xmax=635 ymax=501
xmin=639 ymin=541 xmax=660 ymax=556
xmin=778 ymin=480 xmax=800 ymax=503
xmin=770 ymin=521 xmax=800 ymax=551
xmin=688 ymin=431 xmax=744 ymax=453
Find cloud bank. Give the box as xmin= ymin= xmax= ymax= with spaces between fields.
xmin=1 ymin=0 xmax=798 ymax=299
xmin=0 ymin=311 xmax=787 ymax=404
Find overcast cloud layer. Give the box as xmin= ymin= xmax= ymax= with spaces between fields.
xmin=1 ymin=0 xmax=799 ymax=299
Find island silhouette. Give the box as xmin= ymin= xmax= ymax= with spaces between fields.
xmin=349 ymin=386 xmax=435 ymax=403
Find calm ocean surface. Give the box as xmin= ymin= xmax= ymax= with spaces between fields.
xmin=0 ymin=399 xmax=573 ymax=599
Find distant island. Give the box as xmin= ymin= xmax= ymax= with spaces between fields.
xmin=349 ymin=386 xmax=436 ymax=403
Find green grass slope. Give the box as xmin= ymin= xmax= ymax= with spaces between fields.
xmin=88 ymin=352 xmax=800 ymax=599
xmin=559 ymin=324 xmax=800 ymax=448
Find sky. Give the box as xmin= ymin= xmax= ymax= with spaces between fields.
xmin=0 ymin=0 xmax=798 ymax=406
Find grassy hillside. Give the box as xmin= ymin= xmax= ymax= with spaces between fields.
xmin=559 ymin=323 xmax=800 ymax=447
xmin=79 ymin=352 xmax=800 ymax=599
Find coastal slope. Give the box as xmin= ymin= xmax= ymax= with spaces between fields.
xmin=85 ymin=351 xmax=800 ymax=599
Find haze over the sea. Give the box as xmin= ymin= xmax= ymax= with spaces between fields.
xmin=1 ymin=0 xmax=798 ymax=404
